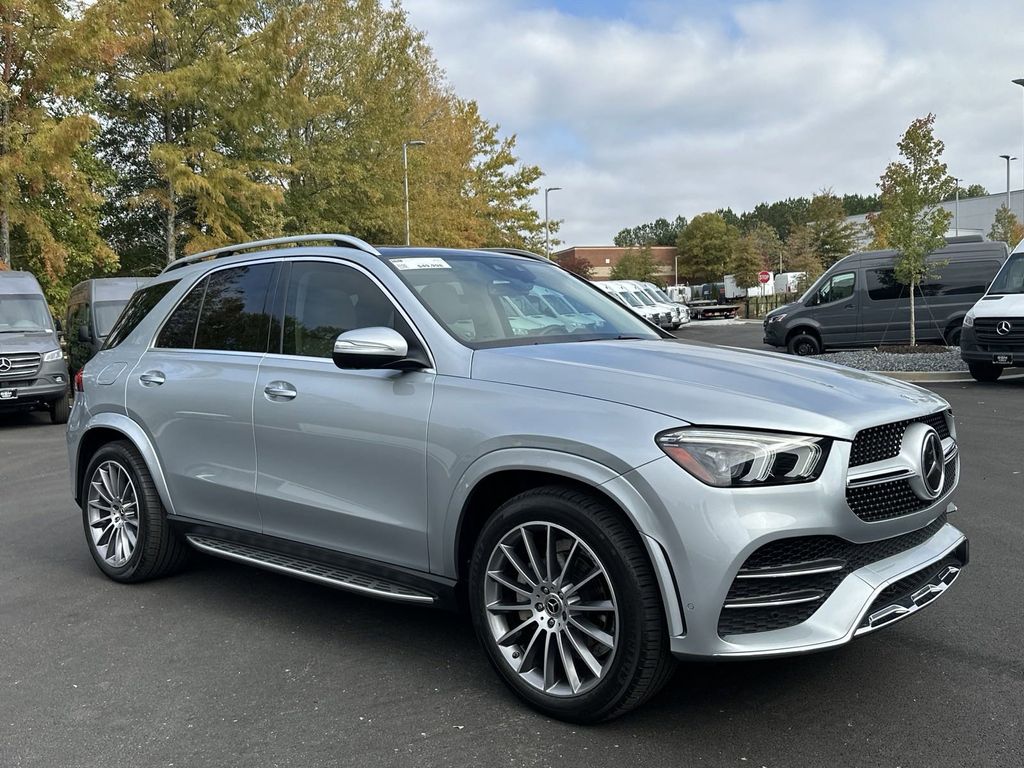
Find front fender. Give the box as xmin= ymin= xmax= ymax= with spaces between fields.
xmin=71 ymin=412 xmax=175 ymax=516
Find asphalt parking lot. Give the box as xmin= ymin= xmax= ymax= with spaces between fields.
xmin=2 ymin=323 xmax=1022 ymax=768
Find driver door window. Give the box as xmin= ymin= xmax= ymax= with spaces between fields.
xmin=815 ymin=272 xmax=855 ymax=305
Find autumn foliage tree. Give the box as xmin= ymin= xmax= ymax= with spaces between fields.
xmin=989 ymin=205 xmax=1024 ymax=247
xmin=555 ymin=251 xmax=592 ymax=279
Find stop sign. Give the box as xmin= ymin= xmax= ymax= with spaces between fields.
xmin=758 ymin=270 xmax=771 ymax=284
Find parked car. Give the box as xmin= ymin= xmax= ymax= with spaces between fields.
xmin=594 ymin=281 xmax=666 ymax=326
xmin=637 ymin=281 xmax=690 ymax=326
xmin=65 ymin=277 xmax=150 ymax=376
xmin=69 ymin=235 xmax=967 ymax=722
xmin=959 ymin=237 xmax=1024 ymax=381
xmin=0 ymin=271 xmax=70 ymax=423
xmin=599 ymin=280 xmax=677 ymax=329
xmin=763 ymin=237 xmax=1008 ymax=355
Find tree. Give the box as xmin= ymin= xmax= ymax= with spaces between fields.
xmin=841 ymin=193 xmax=880 ymax=216
xmin=613 ymin=215 xmax=686 ymax=247
xmin=555 ymin=251 xmax=592 ymax=279
xmin=745 ymin=221 xmax=783 ymax=273
xmin=740 ymin=197 xmax=810 ymax=241
xmin=731 ymin=235 xmax=763 ymax=289
xmin=0 ymin=0 xmax=111 ymax=285
xmin=610 ymin=245 xmax=656 ymax=282
xmin=989 ymin=205 xmax=1024 ymax=247
xmin=807 ymin=189 xmax=859 ymax=268
xmin=871 ymin=114 xmax=954 ymax=345
xmin=782 ymin=225 xmax=824 ymax=290
xmin=88 ymin=0 xmax=287 ymax=265
xmin=676 ymin=212 xmax=738 ymax=283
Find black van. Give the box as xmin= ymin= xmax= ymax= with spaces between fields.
xmin=65 ymin=277 xmax=149 ymax=375
xmin=762 ymin=238 xmax=1009 ymax=355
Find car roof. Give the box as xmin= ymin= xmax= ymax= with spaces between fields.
xmin=70 ymin=277 xmax=151 ymax=301
xmin=0 ymin=270 xmax=45 ymax=295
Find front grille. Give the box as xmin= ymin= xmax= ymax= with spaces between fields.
xmin=0 ymin=351 xmax=41 ymax=380
xmin=846 ymin=457 xmax=957 ymax=522
xmin=718 ymin=514 xmax=947 ymax=636
xmin=974 ymin=318 xmax=1024 ymax=343
xmin=0 ymin=379 xmax=35 ymax=389
xmin=849 ymin=411 xmax=950 ymax=467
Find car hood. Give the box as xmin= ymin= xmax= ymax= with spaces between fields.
xmin=0 ymin=331 xmax=60 ymax=354
xmin=471 ymin=339 xmax=948 ymax=440
xmin=969 ymin=293 xmax=1024 ymax=318
xmin=766 ymin=302 xmax=799 ymax=320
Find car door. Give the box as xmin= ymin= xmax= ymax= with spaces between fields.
xmin=253 ymin=259 xmax=434 ymax=570
xmin=127 ymin=261 xmax=278 ymax=532
xmin=860 ymin=267 xmax=910 ymax=345
xmin=807 ymin=269 xmax=860 ymax=346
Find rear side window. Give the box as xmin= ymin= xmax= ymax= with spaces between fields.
xmin=103 ymin=281 xmax=179 ymax=349
xmin=866 ymin=269 xmax=908 ymax=302
xmin=156 ymin=280 xmax=206 ymax=349
xmin=193 ymin=264 xmax=275 ymax=353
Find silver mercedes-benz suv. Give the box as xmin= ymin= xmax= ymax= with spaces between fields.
xmin=67 ymin=235 xmax=967 ymax=722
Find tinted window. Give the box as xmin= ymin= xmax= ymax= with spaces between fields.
xmin=867 ymin=269 xmax=907 ymax=302
xmin=813 ymin=272 xmax=855 ymax=305
xmin=280 ymin=262 xmax=411 ymax=358
xmin=194 ymin=264 xmax=275 ymax=353
xmin=156 ymin=280 xmax=206 ymax=349
xmin=103 ymin=281 xmax=179 ymax=349
xmin=920 ymin=259 xmax=1001 ymax=296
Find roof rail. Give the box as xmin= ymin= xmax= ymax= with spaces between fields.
xmin=478 ymin=247 xmax=550 ymax=262
xmin=162 ymin=234 xmax=382 ymax=273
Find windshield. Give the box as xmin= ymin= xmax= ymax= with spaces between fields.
xmin=93 ymin=300 xmax=129 ymax=337
xmin=652 ymin=287 xmax=673 ymax=303
xmin=387 ymin=253 xmax=659 ymax=347
xmin=631 ymin=291 xmax=656 ymax=306
xmin=988 ymin=253 xmax=1024 ymax=294
xmin=0 ymin=294 xmax=53 ymax=333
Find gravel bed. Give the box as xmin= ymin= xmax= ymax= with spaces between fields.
xmin=816 ymin=347 xmax=967 ymax=372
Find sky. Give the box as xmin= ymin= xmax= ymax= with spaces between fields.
xmin=403 ymin=0 xmax=1024 ymax=247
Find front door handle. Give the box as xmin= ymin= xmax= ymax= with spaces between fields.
xmin=139 ymin=370 xmax=165 ymax=387
xmin=264 ymin=381 xmax=297 ymax=401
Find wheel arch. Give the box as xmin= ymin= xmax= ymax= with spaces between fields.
xmin=444 ymin=449 xmax=685 ymax=636
xmin=785 ymin=323 xmax=822 ymax=344
xmin=74 ymin=413 xmax=174 ymax=515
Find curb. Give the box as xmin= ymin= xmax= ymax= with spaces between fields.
xmin=871 ymin=370 xmax=1024 ymax=384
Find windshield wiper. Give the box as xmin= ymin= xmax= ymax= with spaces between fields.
xmin=0 ymin=328 xmax=49 ymax=333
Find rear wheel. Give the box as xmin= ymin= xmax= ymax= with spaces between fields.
xmin=968 ymin=361 xmax=1003 ymax=383
xmin=468 ymin=486 xmax=675 ymax=723
xmin=945 ymin=326 xmax=963 ymax=347
xmin=81 ymin=440 xmax=190 ymax=582
xmin=787 ymin=332 xmax=821 ymax=356
xmin=49 ymin=391 xmax=70 ymax=424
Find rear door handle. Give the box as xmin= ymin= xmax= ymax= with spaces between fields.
xmin=264 ymin=381 xmax=297 ymax=401
xmin=139 ymin=370 xmax=165 ymax=387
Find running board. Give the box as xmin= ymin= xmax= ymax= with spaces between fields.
xmin=185 ymin=535 xmax=436 ymax=605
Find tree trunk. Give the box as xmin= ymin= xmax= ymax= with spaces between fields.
xmin=165 ymin=179 xmax=176 ymax=264
xmin=0 ymin=76 xmax=10 ymax=267
xmin=909 ymin=280 xmax=917 ymax=347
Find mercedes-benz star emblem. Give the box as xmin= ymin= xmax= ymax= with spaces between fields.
xmin=919 ymin=429 xmax=944 ymax=499
xmin=996 ymin=320 xmax=1013 ymax=336
xmin=0 ymin=358 xmax=12 ymax=373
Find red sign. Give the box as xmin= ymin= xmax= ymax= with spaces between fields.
xmin=758 ymin=270 xmax=771 ymax=284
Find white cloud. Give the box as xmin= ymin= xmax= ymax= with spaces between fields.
xmin=404 ymin=0 xmax=1024 ymax=246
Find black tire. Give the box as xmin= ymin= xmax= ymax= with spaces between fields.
xmin=81 ymin=440 xmax=190 ymax=582
xmin=945 ymin=326 xmax=963 ymax=347
xmin=968 ymin=361 xmax=1003 ymax=383
xmin=49 ymin=391 xmax=71 ymax=424
xmin=787 ymin=332 xmax=821 ymax=356
xmin=468 ymin=486 xmax=675 ymax=723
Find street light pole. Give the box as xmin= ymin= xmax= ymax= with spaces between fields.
xmin=952 ymin=177 xmax=960 ymax=236
xmin=1000 ymin=155 xmax=1016 ymax=211
xmin=1013 ymin=79 xmax=1024 ymax=218
xmin=403 ymin=140 xmax=426 ymax=246
xmin=544 ymin=186 xmax=562 ymax=259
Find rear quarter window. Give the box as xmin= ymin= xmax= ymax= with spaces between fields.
xmin=103 ymin=280 xmax=179 ymax=349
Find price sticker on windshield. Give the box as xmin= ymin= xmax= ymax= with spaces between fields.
xmin=390 ymin=257 xmax=452 ymax=271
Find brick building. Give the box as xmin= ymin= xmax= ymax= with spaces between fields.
xmin=551 ymin=245 xmax=678 ymax=281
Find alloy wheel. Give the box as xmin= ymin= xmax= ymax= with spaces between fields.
xmin=86 ymin=460 xmax=141 ymax=567
xmin=483 ymin=522 xmax=619 ymax=697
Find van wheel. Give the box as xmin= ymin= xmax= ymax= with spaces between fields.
xmin=49 ymin=391 xmax=71 ymax=424
xmin=81 ymin=440 xmax=190 ymax=582
xmin=945 ymin=326 xmax=963 ymax=347
xmin=968 ymin=361 xmax=1003 ymax=383
xmin=468 ymin=487 xmax=675 ymax=723
xmin=787 ymin=333 xmax=821 ymax=356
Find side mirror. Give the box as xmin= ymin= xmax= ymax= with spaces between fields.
xmin=332 ymin=327 xmax=428 ymax=370
xmin=78 ymin=326 xmax=93 ymax=343
xmin=54 ymin=318 xmax=63 ymax=333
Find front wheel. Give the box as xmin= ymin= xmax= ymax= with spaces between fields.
xmin=49 ymin=391 xmax=70 ymax=424
xmin=787 ymin=332 xmax=821 ymax=356
xmin=468 ymin=487 xmax=675 ymax=723
xmin=968 ymin=361 xmax=1003 ymax=383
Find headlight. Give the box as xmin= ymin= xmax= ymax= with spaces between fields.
xmin=962 ymin=312 xmax=974 ymax=327
xmin=42 ymin=349 xmax=64 ymax=362
xmin=768 ymin=314 xmax=787 ymax=323
xmin=656 ymin=428 xmax=831 ymax=487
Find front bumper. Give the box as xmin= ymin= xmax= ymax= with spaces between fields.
xmin=960 ymin=326 xmax=1021 ymax=364
xmin=0 ymin=358 xmax=69 ymax=409
xmin=762 ymin=320 xmax=785 ymax=347
xmin=621 ymin=438 xmax=965 ymax=659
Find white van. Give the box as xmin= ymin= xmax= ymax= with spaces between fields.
xmin=594 ymin=281 xmax=667 ymax=327
xmin=636 ymin=281 xmax=690 ymax=326
xmin=960 ymin=237 xmax=1024 ymax=381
